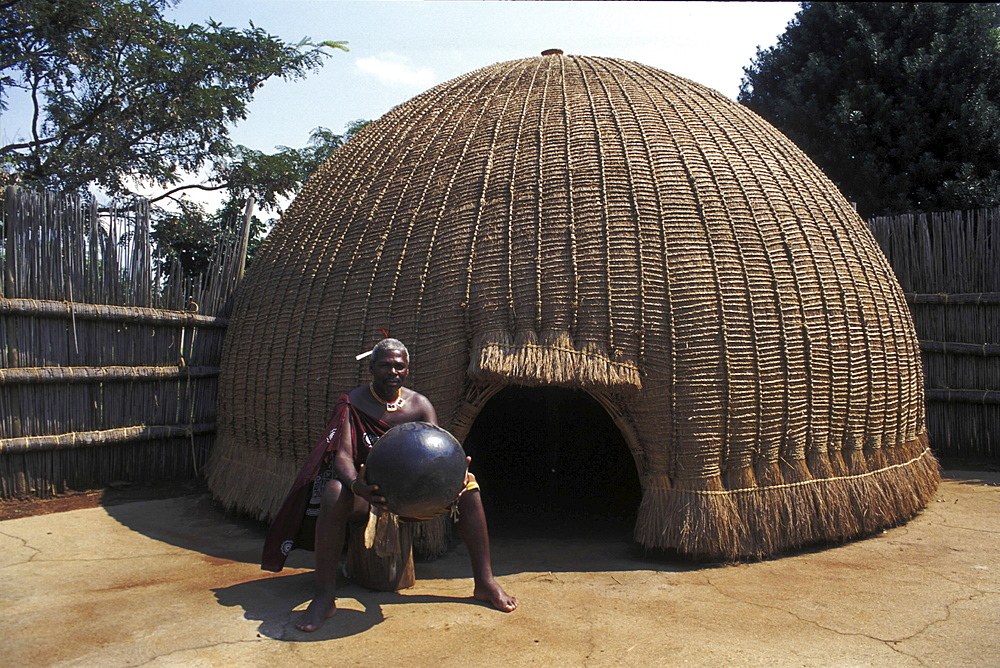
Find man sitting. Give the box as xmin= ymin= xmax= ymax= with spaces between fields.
xmin=262 ymin=338 xmax=517 ymax=632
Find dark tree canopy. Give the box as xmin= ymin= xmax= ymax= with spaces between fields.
xmin=739 ymin=2 xmax=1000 ymax=217
xmin=0 ymin=0 xmax=345 ymax=200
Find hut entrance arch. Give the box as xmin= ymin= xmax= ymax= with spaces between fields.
xmin=458 ymin=384 xmax=643 ymax=531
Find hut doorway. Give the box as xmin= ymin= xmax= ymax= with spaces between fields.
xmin=462 ymin=385 xmax=642 ymax=533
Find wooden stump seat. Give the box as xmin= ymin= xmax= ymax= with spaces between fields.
xmin=344 ymin=517 xmax=415 ymax=591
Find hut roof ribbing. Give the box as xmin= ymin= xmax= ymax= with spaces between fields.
xmin=209 ymin=54 xmax=938 ymax=560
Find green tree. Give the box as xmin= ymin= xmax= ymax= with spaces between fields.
xmin=151 ymin=121 xmax=369 ymax=275
xmin=1 ymin=0 xmax=355 ymax=277
xmin=0 ymin=0 xmax=346 ymax=199
xmin=739 ymin=2 xmax=1000 ymax=217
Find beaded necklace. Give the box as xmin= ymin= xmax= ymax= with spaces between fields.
xmin=370 ymin=382 xmax=406 ymax=412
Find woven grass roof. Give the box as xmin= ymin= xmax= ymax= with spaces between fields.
xmin=209 ymin=53 xmax=938 ymax=560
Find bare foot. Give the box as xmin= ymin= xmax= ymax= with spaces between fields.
xmin=474 ymin=580 xmax=518 ymax=612
xmin=295 ymin=592 xmax=337 ymax=632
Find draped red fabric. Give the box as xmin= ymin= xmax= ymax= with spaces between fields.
xmin=261 ymin=395 xmax=389 ymax=572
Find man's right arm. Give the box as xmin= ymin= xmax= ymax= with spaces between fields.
xmin=331 ymin=418 xmax=358 ymax=489
xmin=331 ymin=418 xmax=387 ymax=508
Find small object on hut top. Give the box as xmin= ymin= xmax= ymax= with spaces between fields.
xmin=364 ymin=422 xmax=468 ymax=519
xmin=541 ymin=48 xmax=563 ymax=56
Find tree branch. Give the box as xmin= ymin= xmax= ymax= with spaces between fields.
xmin=148 ymin=182 xmax=230 ymax=204
xmin=0 ymin=135 xmax=63 ymax=155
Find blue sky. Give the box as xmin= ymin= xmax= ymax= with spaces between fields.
xmin=163 ymin=1 xmax=800 ymax=152
xmin=1 ymin=1 xmax=801 ymax=202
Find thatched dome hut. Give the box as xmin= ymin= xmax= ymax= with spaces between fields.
xmin=208 ymin=52 xmax=939 ymax=560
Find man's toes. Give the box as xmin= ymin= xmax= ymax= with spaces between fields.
xmin=498 ymin=596 xmax=518 ymax=612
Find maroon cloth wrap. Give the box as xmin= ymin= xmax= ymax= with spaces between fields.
xmin=261 ymin=394 xmax=390 ymax=572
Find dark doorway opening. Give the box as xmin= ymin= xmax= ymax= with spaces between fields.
xmin=463 ymin=385 xmax=642 ymax=535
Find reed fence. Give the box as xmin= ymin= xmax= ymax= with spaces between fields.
xmin=869 ymin=208 xmax=1000 ymax=462
xmin=1 ymin=186 xmax=248 ymax=498
xmin=3 ymin=181 xmax=995 ymax=500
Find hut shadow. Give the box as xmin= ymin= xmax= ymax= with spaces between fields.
xmin=415 ymin=516 xmax=702 ymax=579
xmin=942 ymin=469 xmax=1000 ymax=487
xmin=99 ymin=486 xmax=700 ymax=575
xmin=101 ymin=490 xmax=269 ymax=565
xmin=212 ymin=572 xmax=478 ymax=641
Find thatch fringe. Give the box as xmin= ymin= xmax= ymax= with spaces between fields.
xmin=411 ymin=514 xmax=452 ymax=560
xmin=468 ymin=329 xmax=641 ymax=390
xmin=635 ymin=473 xmax=745 ymax=557
xmin=635 ymin=434 xmax=940 ymax=560
xmin=206 ymin=436 xmax=301 ymax=522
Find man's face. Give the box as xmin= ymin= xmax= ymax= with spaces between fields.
xmin=371 ymin=349 xmax=409 ymax=391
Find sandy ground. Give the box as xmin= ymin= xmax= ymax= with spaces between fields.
xmin=1 ymin=471 xmax=998 ymax=667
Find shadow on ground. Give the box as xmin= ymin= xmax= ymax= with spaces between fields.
xmin=100 ymin=487 xmax=696 ymax=574
xmin=97 ymin=489 xmax=700 ymax=641
xmin=211 ymin=570 xmax=504 ymax=641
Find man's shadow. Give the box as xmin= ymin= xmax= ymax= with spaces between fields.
xmin=101 ymin=489 xmax=698 ymax=641
xmin=212 ymin=570 xmax=487 ymax=641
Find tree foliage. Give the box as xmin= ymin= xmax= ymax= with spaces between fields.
xmin=0 ymin=0 xmax=346 ymax=200
xmin=1 ymin=0 xmax=356 ymax=277
xmin=151 ymin=121 xmax=368 ymax=275
xmin=739 ymin=2 xmax=1000 ymax=217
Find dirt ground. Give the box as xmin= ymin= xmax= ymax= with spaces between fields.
xmin=2 ymin=471 xmax=999 ymax=667
xmin=0 ymin=479 xmax=210 ymax=521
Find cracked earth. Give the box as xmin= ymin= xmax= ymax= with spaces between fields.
xmin=1 ymin=471 xmax=997 ymax=667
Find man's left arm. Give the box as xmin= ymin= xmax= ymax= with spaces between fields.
xmin=414 ymin=393 xmax=438 ymax=425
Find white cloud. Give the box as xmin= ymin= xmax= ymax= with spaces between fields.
xmin=355 ymin=53 xmax=435 ymax=89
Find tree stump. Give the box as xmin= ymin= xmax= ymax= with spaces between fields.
xmin=344 ymin=516 xmax=415 ymax=591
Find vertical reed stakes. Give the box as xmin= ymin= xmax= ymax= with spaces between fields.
xmin=0 ymin=187 xmax=246 ymax=498
xmin=869 ymin=208 xmax=1000 ymax=462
